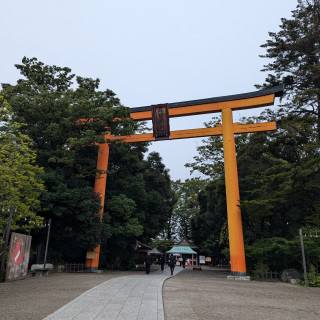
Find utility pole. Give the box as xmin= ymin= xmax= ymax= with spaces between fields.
xmin=43 ymin=219 xmax=52 ymax=269
xmin=0 ymin=207 xmax=14 ymax=282
xmin=299 ymin=229 xmax=308 ymax=286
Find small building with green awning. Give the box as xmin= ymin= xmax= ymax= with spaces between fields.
xmin=166 ymin=245 xmax=198 ymax=266
xmin=166 ymin=246 xmax=197 ymax=254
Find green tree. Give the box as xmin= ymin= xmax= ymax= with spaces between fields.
xmin=143 ymin=152 xmax=176 ymax=241
xmin=171 ymin=178 xmax=208 ymax=241
xmin=148 ymin=238 xmax=175 ymax=253
xmin=245 ymin=231 xmax=320 ymax=272
xmin=185 ymin=109 xmax=320 ymax=261
xmin=185 ymin=117 xmax=224 ymax=178
xmin=1 ymin=96 xmax=45 ymax=280
xmin=248 ymin=0 xmax=320 ymax=241
xmin=257 ymin=0 xmax=320 ymax=137
xmin=184 ymin=0 xmax=320 ymax=271
xmin=0 ymin=96 xmax=45 ymax=235
xmin=100 ymin=193 xmax=143 ymax=269
xmin=1 ymin=57 xmax=136 ymax=261
xmin=240 ymin=114 xmax=320 ymax=239
xmin=160 ymin=192 xmax=179 ymax=241
xmin=190 ymin=176 xmax=227 ymax=257
xmin=100 ymin=145 xmax=175 ymax=269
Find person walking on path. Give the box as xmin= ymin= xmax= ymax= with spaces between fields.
xmin=145 ymin=251 xmax=152 ymax=274
xmin=182 ymin=256 xmax=186 ymax=268
xmin=159 ymin=254 xmax=165 ymax=271
xmin=168 ymin=254 xmax=176 ymax=275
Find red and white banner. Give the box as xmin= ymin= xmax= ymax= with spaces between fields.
xmin=6 ymin=233 xmax=32 ymax=281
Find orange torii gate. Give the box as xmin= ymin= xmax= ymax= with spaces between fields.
xmin=85 ymin=85 xmax=283 ymax=277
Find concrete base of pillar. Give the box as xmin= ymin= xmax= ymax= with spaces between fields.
xmin=227 ymin=275 xmax=250 ymax=281
xmin=86 ymin=267 xmax=99 ymax=272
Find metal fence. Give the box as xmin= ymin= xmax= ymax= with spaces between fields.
xmin=253 ymin=271 xmax=278 ymax=281
xmin=65 ymin=263 xmax=85 ymax=273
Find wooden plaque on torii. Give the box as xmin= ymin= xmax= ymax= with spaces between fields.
xmin=152 ymin=104 xmax=170 ymax=140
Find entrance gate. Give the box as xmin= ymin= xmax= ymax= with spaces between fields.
xmin=85 ymin=85 xmax=283 ymax=276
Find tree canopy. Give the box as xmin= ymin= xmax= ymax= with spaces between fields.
xmin=1 ymin=57 xmax=175 ymax=266
xmin=100 ymin=146 xmax=175 ymax=269
xmin=169 ymin=178 xmax=207 ymax=241
xmin=1 ymin=57 xmax=136 ymax=261
xmin=257 ymin=0 xmax=320 ymax=137
xmin=186 ymin=0 xmax=320 ymax=271
xmin=0 ymin=95 xmax=45 ymax=236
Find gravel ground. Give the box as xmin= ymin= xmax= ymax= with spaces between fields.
xmin=163 ymin=267 xmax=320 ymax=320
xmin=1 ymin=267 xmax=320 ymax=320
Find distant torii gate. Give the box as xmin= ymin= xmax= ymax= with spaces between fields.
xmin=86 ymin=85 xmax=283 ymax=276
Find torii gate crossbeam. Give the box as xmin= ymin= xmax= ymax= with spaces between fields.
xmin=85 ymin=85 xmax=283 ymax=277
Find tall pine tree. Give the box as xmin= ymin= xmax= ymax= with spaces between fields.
xmin=257 ymin=0 xmax=320 ymax=137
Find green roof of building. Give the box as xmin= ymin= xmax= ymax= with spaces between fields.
xmin=166 ymin=246 xmax=197 ymax=254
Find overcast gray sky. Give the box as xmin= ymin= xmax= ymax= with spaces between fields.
xmin=1 ymin=0 xmax=298 ymax=181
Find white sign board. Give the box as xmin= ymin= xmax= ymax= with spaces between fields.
xmin=199 ymin=255 xmax=205 ymax=264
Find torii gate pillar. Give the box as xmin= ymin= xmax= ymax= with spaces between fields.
xmin=85 ymin=143 xmax=109 ymax=270
xmin=222 ymin=108 xmax=246 ymax=275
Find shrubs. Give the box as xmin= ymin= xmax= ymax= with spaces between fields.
xmin=244 ymin=236 xmax=320 ymax=287
xmin=307 ymin=265 xmax=320 ymax=287
xmin=245 ymin=236 xmax=320 ymax=274
xmin=245 ymin=237 xmax=299 ymax=271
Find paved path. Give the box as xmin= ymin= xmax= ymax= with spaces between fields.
xmin=44 ymin=266 xmax=183 ymax=320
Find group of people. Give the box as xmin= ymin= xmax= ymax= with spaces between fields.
xmin=144 ymin=252 xmax=186 ymax=275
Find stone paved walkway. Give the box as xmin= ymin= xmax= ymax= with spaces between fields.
xmin=44 ymin=266 xmax=183 ymax=320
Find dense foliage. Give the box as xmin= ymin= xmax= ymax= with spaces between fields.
xmin=257 ymin=0 xmax=320 ymax=137
xmin=186 ymin=0 xmax=320 ymax=276
xmin=100 ymin=146 xmax=175 ymax=269
xmin=164 ymin=178 xmax=207 ymax=242
xmin=1 ymin=57 xmax=176 ymax=268
xmin=2 ymin=1 xmax=320 ymax=279
xmin=0 ymin=96 xmax=45 ymax=250
xmin=1 ymin=57 xmax=136 ymax=262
